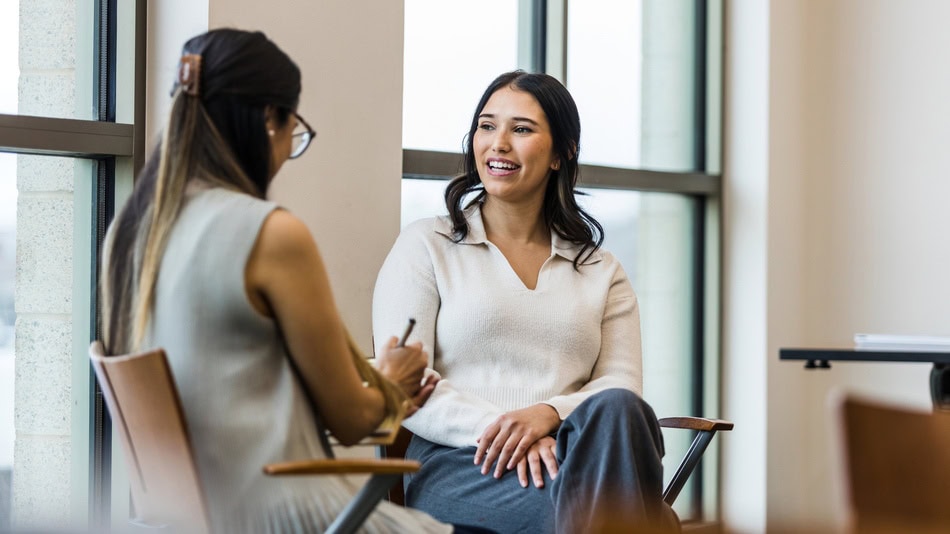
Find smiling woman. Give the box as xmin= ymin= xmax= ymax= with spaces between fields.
xmin=374 ymin=71 xmax=677 ymax=534
xmin=474 ymin=86 xmax=558 ymax=208
xmin=399 ymin=2 xmax=722 ymax=522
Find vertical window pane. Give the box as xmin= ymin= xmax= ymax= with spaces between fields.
xmin=2 ymin=1 xmax=96 ymax=121
xmin=403 ymin=0 xmax=519 ymax=152
xmin=576 ymin=187 xmax=698 ymax=515
xmin=0 ymin=2 xmax=16 ymax=525
xmin=0 ymin=2 xmax=18 ymax=115
xmin=401 ymin=179 xmax=448 ymax=228
xmin=567 ymin=0 xmax=643 ymax=168
xmin=0 ymin=151 xmax=95 ymax=531
xmin=568 ymin=0 xmax=701 ymax=172
xmin=0 ymin=156 xmax=14 ymax=531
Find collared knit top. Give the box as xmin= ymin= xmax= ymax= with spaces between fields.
xmin=372 ymin=203 xmax=642 ymax=449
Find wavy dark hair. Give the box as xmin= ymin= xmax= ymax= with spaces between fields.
xmin=444 ymin=70 xmax=604 ymax=268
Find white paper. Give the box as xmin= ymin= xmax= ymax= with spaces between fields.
xmin=854 ymin=333 xmax=950 ymax=352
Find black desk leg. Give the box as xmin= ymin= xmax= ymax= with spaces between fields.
xmin=931 ymin=363 xmax=950 ymax=411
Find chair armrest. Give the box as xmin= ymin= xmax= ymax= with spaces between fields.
xmin=264 ymin=455 xmax=422 ymax=533
xmin=263 ymin=458 xmax=420 ymax=476
xmin=658 ymin=416 xmax=733 ymax=432
xmin=659 ymin=416 xmax=734 ymax=506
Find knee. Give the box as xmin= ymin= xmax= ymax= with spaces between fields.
xmin=584 ymin=389 xmax=658 ymax=421
xmin=595 ymin=387 xmax=640 ymax=404
xmin=591 ymin=387 xmax=644 ymax=407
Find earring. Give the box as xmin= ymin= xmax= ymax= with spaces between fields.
xmin=268 ymin=130 xmax=276 ymax=136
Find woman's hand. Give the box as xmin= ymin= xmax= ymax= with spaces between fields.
xmin=474 ymin=403 xmax=561 ymax=478
xmin=375 ymin=336 xmax=427 ymax=399
xmin=515 ymin=436 xmax=558 ymax=488
xmin=404 ymin=373 xmax=439 ymax=418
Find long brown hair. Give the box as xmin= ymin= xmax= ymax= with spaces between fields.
xmin=100 ymin=29 xmax=408 ymax=426
xmin=101 ymin=29 xmax=300 ymax=354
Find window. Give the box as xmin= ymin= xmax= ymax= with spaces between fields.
xmin=402 ymin=0 xmax=722 ymax=521
xmin=0 ymin=0 xmax=143 ymax=530
xmin=403 ymin=0 xmax=519 ymax=153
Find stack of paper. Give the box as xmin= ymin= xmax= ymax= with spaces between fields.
xmin=854 ymin=333 xmax=950 ymax=352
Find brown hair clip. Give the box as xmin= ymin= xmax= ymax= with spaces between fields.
xmin=178 ymin=54 xmax=202 ymax=97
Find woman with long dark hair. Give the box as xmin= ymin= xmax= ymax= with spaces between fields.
xmin=100 ymin=29 xmax=451 ymax=533
xmin=373 ymin=71 xmax=677 ymax=533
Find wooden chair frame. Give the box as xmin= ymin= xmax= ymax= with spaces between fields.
xmin=838 ymin=394 xmax=950 ymax=533
xmin=89 ymin=341 xmax=417 ymax=534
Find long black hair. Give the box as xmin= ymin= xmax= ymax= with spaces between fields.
xmin=444 ymin=70 xmax=604 ymax=268
xmin=102 ymin=29 xmax=301 ymax=353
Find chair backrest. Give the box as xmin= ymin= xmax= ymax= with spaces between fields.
xmin=89 ymin=341 xmax=211 ymax=532
xmin=838 ymin=394 xmax=950 ymax=532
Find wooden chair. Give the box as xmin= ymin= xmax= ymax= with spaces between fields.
xmin=89 ymin=341 xmax=419 ymax=534
xmin=381 ymin=415 xmax=733 ymax=510
xmin=837 ymin=394 xmax=950 ymax=533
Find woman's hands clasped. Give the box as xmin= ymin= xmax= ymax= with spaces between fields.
xmin=375 ymin=336 xmax=438 ymax=417
xmin=474 ymin=403 xmax=561 ymax=488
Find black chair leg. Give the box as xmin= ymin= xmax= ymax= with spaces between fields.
xmin=326 ymin=473 xmax=403 ymax=534
xmin=663 ymin=430 xmax=716 ymax=506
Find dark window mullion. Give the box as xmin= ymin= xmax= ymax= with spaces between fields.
xmin=688 ymin=195 xmax=707 ymax=520
xmin=693 ymin=0 xmax=708 ymax=173
xmin=529 ymin=0 xmax=547 ymax=73
xmin=688 ymin=0 xmax=710 ymax=521
xmin=88 ymin=157 xmax=115 ymax=528
xmin=89 ymin=0 xmax=117 ymax=528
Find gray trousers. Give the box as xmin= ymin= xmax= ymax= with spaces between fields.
xmin=405 ymin=389 xmax=679 ymax=533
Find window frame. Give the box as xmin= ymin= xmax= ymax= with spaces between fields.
xmin=0 ymin=0 xmax=146 ymax=528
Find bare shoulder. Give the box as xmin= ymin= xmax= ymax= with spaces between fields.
xmin=256 ymin=208 xmax=319 ymax=260
xmin=247 ymin=209 xmax=324 ymax=293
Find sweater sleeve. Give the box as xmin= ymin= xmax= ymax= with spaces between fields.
xmin=372 ymin=220 xmax=504 ymax=448
xmin=543 ymin=260 xmax=643 ymax=420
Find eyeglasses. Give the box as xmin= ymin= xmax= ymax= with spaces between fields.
xmin=289 ymin=112 xmax=316 ymax=159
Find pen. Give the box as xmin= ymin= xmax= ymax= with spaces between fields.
xmin=397 ymin=318 xmax=416 ymax=347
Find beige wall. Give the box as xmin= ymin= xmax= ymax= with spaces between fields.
xmin=147 ymin=0 xmax=404 ymax=353
xmin=212 ymin=0 xmax=404 ymax=353
xmin=725 ymin=0 xmax=950 ymax=531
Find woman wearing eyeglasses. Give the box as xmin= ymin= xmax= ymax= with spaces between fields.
xmin=99 ymin=29 xmax=455 ymax=533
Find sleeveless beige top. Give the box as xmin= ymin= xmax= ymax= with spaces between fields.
xmin=143 ymin=186 xmax=448 ymax=533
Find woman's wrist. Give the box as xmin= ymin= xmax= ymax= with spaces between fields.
xmin=533 ymin=403 xmax=562 ymax=434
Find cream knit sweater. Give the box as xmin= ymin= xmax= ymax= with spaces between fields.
xmin=372 ymin=204 xmax=642 ymax=449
